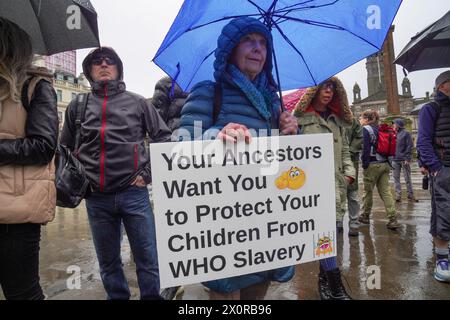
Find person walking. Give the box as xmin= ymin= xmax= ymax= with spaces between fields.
xmin=60 ymin=47 xmax=172 ymax=300
xmin=359 ymin=109 xmax=400 ymax=230
xmin=392 ymin=118 xmax=417 ymax=202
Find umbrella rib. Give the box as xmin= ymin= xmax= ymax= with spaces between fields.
xmin=185 ymin=14 xmax=262 ymax=32
xmin=153 ymin=13 xmax=262 ymax=61
xmin=272 ymin=14 xmax=380 ymax=50
xmin=276 ymin=0 xmax=340 ymax=14
xmin=270 ymin=18 xmax=317 ymax=86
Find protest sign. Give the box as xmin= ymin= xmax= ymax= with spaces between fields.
xmin=150 ymin=133 xmax=336 ymax=288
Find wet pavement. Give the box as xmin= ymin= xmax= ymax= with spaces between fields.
xmin=1 ymin=166 xmax=449 ymax=300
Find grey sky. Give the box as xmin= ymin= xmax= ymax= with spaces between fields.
xmin=76 ymin=0 xmax=450 ymax=103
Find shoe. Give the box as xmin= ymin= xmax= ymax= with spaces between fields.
xmin=434 ymin=260 xmax=450 ymax=283
xmin=348 ymin=227 xmax=359 ymax=237
xmin=358 ymin=215 xmax=370 ymax=225
xmin=336 ymin=221 xmax=344 ymax=234
xmin=325 ymin=269 xmax=352 ymax=300
xmin=408 ymin=197 xmax=419 ymax=203
xmin=395 ymin=198 xmax=401 ymax=203
xmin=160 ymin=286 xmax=185 ymax=300
xmin=386 ymin=219 xmax=400 ymax=230
xmin=318 ymin=265 xmax=331 ymax=300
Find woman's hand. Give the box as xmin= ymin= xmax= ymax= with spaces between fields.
xmin=217 ymin=123 xmax=252 ymax=144
xmin=279 ymin=111 xmax=298 ymax=135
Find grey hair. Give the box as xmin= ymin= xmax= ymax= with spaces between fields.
xmin=0 ymin=18 xmax=33 ymax=103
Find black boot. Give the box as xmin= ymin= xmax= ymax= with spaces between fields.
xmin=325 ymin=268 xmax=352 ymax=300
xmin=318 ymin=265 xmax=331 ymax=300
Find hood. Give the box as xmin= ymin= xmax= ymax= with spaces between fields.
xmin=213 ymin=17 xmax=276 ymax=86
xmin=293 ymin=76 xmax=353 ymax=124
xmin=82 ymin=47 xmax=124 ymax=84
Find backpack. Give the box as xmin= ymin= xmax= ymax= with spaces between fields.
xmin=364 ymin=124 xmax=397 ymax=157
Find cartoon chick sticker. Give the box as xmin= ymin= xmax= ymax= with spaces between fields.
xmin=315 ymin=236 xmax=333 ymax=256
xmin=275 ymin=166 xmax=306 ymax=190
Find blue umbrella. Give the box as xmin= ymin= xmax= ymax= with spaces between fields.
xmin=153 ymin=0 xmax=402 ymax=97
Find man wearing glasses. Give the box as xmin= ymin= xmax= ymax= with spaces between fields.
xmin=60 ymin=47 xmax=171 ymax=299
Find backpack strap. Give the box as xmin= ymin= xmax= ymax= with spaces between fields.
xmin=364 ymin=125 xmax=377 ymax=157
xmin=213 ymin=82 xmax=222 ymax=124
xmin=74 ymin=93 xmax=89 ymax=151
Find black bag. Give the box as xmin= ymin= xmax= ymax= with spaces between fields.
xmin=55 ymin=94 xmax=91 ymax=208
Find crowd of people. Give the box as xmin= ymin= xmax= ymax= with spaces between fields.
xmin=0 ymin=16 xmax=449 ymax=301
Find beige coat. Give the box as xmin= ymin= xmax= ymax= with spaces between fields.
xmin=0 ymin=77 xmax=56 ymax=224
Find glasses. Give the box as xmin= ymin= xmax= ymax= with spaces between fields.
xmin=92 ymin=56 xmax=117 ymax=66
xmin=320 ymin=82 xmax=336 ymax=91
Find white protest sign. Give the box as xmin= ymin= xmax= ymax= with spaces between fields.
xmin=150 ymin=134 xmax=336 ymax=288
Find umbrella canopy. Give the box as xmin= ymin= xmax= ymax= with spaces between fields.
xmin=153 ymin=0 xmax=402 ymax=92
xmin=282 ymin=88 xmax=307 ymax=112
xmin=1 ymin=0 xmax=100 ymax=55
xmin=394 ymin=10 xmax=450 ymax=72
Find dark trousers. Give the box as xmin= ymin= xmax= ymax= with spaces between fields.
xmin=85 ymin=185 xmax=161 ymax=300
xmin=0 ymin=223 xmax=44 ymax=300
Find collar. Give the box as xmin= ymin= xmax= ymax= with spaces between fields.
xmin=91 ymin=80 xmax=126 ymax=97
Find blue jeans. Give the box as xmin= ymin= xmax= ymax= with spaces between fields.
xmin=86 ymin=185 xmax=161 ymax=300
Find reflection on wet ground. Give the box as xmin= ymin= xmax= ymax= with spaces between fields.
xmin=1 ymin=169 xmax=449 ymax=300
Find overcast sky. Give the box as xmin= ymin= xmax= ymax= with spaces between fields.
xmin=76 ymin=0 xmax=450 ymax=103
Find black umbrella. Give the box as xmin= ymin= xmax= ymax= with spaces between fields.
xmin=1 ymin=0 xmax=100 ymax=55
xmin=394 ymin=10 xmax=450 ymax=72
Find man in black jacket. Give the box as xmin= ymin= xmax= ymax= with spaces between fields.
xmin=60 ymin=47 xmax=171 ymax=300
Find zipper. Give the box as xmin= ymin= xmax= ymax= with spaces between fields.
xmin=99 ymin=85 xmax=108 ymax=192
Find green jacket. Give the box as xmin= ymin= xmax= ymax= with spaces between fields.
xmin=346 ymin=117 xmax=363 ymax=163
xmin=293 ymin=76 xmax=355 ymax=181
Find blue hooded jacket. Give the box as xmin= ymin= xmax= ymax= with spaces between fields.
xmin=178 ymin=17 xmax=281 ymax=141
xmin=177 ymin=17 xmax=294 ymax=293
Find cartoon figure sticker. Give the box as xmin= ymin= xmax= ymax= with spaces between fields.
xmin=275 ymin=166 xmax=306 ymax=190
xmin=315 ymin=236 xmax=333 ymax=256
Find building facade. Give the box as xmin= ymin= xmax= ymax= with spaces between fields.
xmin=33 ymin=54 xmax=90 ymax=131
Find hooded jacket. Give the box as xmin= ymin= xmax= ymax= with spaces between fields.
xmin=394 ymin=126 xmax=413 ymax=161
xmin=60 ymin=47 xmax=171 ymax=193
xmin=151 ymin=76 xmax=188 ymax=132
xmin=178 ymin=17 xmax=294 ymax=293
xmin=179 ymin=17 xmax=281 ymax=140
xmin=293 ymin=77 xmax=355 ymax=180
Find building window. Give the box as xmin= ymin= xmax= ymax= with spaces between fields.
xmin=57 ymin=90 xmax=62 ymax=102
xmin=72 ymin=93 xmax=77 ymax=100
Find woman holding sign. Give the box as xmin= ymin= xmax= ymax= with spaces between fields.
xmin=179 ymin=17 xmax=298 ymax=299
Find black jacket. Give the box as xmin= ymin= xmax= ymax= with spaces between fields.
xmin=0 ymin=79 xmax=58 ymax=166
xmin=151 ymin=76 xmax=188 ymax=132
xmin=60 ymin=80 xmax=172 ymax=193
xmin=394 ymin=128 xmax=413 ymax=161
